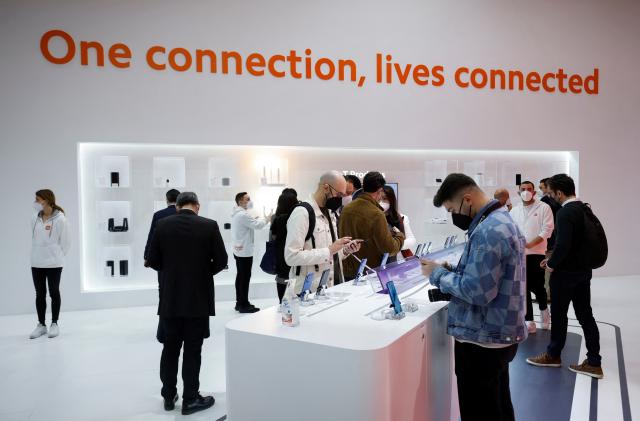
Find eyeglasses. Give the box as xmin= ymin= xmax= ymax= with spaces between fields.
xmin=327 ymin=184 xmax=346 ymax=198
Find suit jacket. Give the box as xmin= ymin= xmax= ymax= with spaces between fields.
xmin=339 ymin=194 xmax=405 ymax=280
xmin=147 ymin=210 xmax=228 ymax=318
xmin=144 ymin=205 xmax=177 ymax=260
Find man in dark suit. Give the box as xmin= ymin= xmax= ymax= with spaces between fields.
xmin=148 ymin=192 xmax=228 ymax=415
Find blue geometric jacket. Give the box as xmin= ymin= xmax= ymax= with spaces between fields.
xmin=430 ymin=200 xmax=528 ymax=345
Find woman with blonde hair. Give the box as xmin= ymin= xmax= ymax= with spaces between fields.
xmin=30 ymin=189 xmax=70 ymax=339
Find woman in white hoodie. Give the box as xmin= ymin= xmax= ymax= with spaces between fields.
xmin=30 ymin=189 xmax=70 ymax=339
xmin=380 ymin=186 xmax=417 ymax=262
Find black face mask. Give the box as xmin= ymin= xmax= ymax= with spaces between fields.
xmin=452 ymin=198 xmax=473 ymax=231
xmin=325 ymin=196 xmax=342 ymax=212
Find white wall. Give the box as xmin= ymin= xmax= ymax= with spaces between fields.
xmin=1 ymin=0 xmax=638 ymax=315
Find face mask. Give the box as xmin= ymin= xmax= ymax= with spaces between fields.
xmin=33 ymin=202 xmax=43 ymax=213
xmin=246 ymin=201 xmax=254 ymax=210
xmin=342 ymin=195 xmax=352 ymax=207
xmin=452 ymin=199 xmax=473 ymax=231
xmin=379 ymin=201 xmax=390 ymax=212
xmin=520 ymin=191 xmax=533 ymax=202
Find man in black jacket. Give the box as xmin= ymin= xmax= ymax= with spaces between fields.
xmin=526 ymin=174 xmax=603 ymax=379
xmin=148 ymin=192 xmax=229 ymax=414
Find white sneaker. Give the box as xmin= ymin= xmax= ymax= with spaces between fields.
xmin=48 ymin=323 xmax=59 ymax=338
xmin=527 ymin=321 xmax=537 ymax=334
xmin=541 ymin=309 xmax=551 ymax=330
xmin=29 ymin=324 xmax=47 ymax=339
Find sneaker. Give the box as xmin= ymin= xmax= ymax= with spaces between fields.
xmin=541 ymin=309 xmax=551 ymax=330
xmin=527 ymin=321 xmax=537 ymax=334
xmin=569 ymin=360 xmax=604 ymax=379
xmin=526 ymin=352 xmax=562 ymax=367
xmin=48 ymin=323 xmax=59 ymax=338
xmin=29 ymin=323 xmax=47 ymax=339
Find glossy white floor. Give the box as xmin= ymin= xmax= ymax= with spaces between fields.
xmin=0 ymin=276 xmax=638 ymax=421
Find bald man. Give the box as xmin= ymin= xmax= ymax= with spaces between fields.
xmin=494 ymin=188 xmax=513 ymax=211
xmin=284 ymin=171 xmax=361 ymax=294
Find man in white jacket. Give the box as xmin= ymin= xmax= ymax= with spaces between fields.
xmin=285 ymin=171 xmax=361 ymax=294
xmin=510 ymin=181 xmax=555 ymax=333
xmin=231 ymin=192 xmax=269 ymax=313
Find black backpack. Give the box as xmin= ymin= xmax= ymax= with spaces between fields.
xmin=580 ymin=203 xmax=608 ymax=269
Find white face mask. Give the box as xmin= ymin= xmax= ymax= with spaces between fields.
xmin=246 ymin=201 xmax=254 ymax=210
xmin=33 ymin=202 xmax=43 ymax=213
xmin=379 ymin=201 xmax=390 ymax=212
xmin=342 ymin=196 xmax=353 ymax=207
xmin=520 ymin=191 xmax=534 ymax=202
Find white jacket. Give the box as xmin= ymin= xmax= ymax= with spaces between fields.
xmin=510 ymin=200 xmax=554 ymax=256
xmin=285 ymin=195 xmax=346 ymax=294
xmin=31 ymin=210 xmax=71 ymax=268
xmin=400 ymin=213 xmax=417 ymax=253
xmin=231 ymin=206 xmax=269 ymax=257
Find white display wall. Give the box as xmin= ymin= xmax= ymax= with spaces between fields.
xmin=78 ymin=143 xmax=574 ymax=292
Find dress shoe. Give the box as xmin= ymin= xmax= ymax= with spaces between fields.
xmin=182 ymin=395 xmax=215 ymax=415
xmin=238 ymin=305 xmax=260 ymax=314
xmin=164 ymin=394 xmax=178 ymax=411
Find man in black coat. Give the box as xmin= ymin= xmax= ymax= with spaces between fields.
xmin=148 ymin=192 xmax=228 ymax=415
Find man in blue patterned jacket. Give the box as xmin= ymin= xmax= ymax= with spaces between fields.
xmin=421 ymin=173 xmax=527 ymax=421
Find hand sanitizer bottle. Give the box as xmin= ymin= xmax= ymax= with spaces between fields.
xmin=281 ymin=281 xmax=300 ymax=327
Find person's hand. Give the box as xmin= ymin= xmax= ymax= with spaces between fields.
xmin=442 ymin=262 xmax=453 ymax=271
xmin=330 ymin=237 xmax=352 ymax=255
xmin=540 ymin=259 xmax=554 ymax=273
xmin=342 ymin=239 xmax=361 ymax=256
xmin=420 ymin=258 xmax=441 ymax=278
xmin=525 ymin=242 xmax=532 ymax=249
xmin=234 ymin=245 xmax=244 ymax=252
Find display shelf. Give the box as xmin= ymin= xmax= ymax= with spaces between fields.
xmin=101 ymin=246 xmax=132 ymax=279
xmin=153 ymin=157 xmax=186 ymax=188
xmin=95 ymin=155 xmax=130 ymax=188
xmin=208 ymin=157 xmax=236 ymax=188
xmin=462 ymin=160 xmax=497 ymax=187
xmin=256 ymin=156 xmax=289 ymax=187
xmin=97 ymin=201 xmax=131 ymax=234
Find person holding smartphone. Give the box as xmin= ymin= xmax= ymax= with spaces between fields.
xmin=30 ymin=189 xmax=71 ymax=339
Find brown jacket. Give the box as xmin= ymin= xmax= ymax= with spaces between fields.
xmin=339 ymin=193 xmax=405 ymax=280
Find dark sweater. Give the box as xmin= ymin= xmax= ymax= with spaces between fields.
xmin=270 ymin=213 xmax=292 ymax=279
xmin=540 ymin=195 xmax=561 ymax=250
xmin=547 ymin=201 xmax=591 ymax=273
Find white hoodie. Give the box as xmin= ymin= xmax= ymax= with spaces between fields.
xmin=231 ymin=206 xmax=269 ymax=258
xmin=510 ymin=199 xmax=554 ymax=256
xmin=31 ymin=210 xmax=71 ymax=268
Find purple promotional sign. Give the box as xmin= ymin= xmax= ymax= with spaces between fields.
xmin=375 ymin=243 xmax=467 ymax=295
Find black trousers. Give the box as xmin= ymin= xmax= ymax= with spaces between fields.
xmin=276 ymin=283 xmax=287 ymax=304
xmin=234 ymin=255 xmax=253 ymax=306
xmin=455 ymin=341 xmax=518 ymax=421
xmin=31 ymin=267 xmax=62 ymax=324
xmin=160 ymin=317 xmax=208 ymax=402
xmin=525 ymin=254 xmax=548 ymax=321
xmin=547 ymin=270 xmax=601 ymax=366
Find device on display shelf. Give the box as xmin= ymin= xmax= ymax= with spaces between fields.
xmin=106 ymin=260 xmax=115 ymax=277
xmin=380 ymin=253 xmax=390 ymax=267
xmin=316 ymin=269 xmax=331 ymax=299
xmin=110 ymin=172 xmax=120 ymax=187
xmin=223 ymin=223 xmax=231 ymax=230
xmin=108 ymin=218 xmax=129 ymax=232
xmin=119 ymin=260 xmax=128 ymax=277
xmin=353 ymin=258 xmax=368 ymax=285
xmin=415 ymin=243 xmax=424 ymax=257
xmin=299 ymin=272 xmax=315 ymax=305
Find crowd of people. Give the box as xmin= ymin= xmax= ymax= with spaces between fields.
xmin=27 ymin=170 xmax=605 ymax=418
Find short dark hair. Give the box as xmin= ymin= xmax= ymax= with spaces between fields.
xmin=235 ymin=192 xmax=248 ymax=205
xmin=520 ymin=181 xmax=535 ymax=189
xmin=176 ymin=192 xmax=199 ymax=208
xmin=540 ymin=178 xmax=549 ymax=186
xmin=433 ymin=173 xmax=478 ymax=207
xmin=344 ymin=175 xmax=362 ymax=190
xmin=362 ymin=171 xmax=386 ymax=193
xmin=281 ymin=188 xmax=298 ymax=197
xmin=547 ymin=174 xmax=576 ymax=197
xmin=166 ymin=189 xmax=180 ymax=203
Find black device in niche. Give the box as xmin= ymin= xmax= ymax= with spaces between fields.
xmin=119 ymin=260 xmax=128 ymax=276
xmin=108 ymin=218 xmax=129 ymax=232
xmin=222 ymin=177 xmax=230 ymax=186
xmin=106 ymin=260 xmax=115 ymax=277
xmin=223 ymin=223 xmax=231 ymax=230
xmin=515 ymin=173 xmax=522 ymax=186
xmin=110 ymin=172 xmax=120 ymax=187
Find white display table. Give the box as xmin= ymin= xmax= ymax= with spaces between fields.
xmin=225 ymin=279 xmax=458 ymax=421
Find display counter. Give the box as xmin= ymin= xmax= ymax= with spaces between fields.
xmin=225 ymin=272 xmax=458 ymax=421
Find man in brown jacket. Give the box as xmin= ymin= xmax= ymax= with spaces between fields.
xmin=339 ymin=171 xmax=405 ymax=280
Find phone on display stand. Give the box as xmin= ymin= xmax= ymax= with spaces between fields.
xmin=415 ymin=243 xmax=424 ymax=257
xmin=299 ymin=273 xmax=315 ymax=305
xmin=387 ymin=281 xmax=403 ymax=316
xmin=353 ymin=258 xmax=368 ymax=285
xmin=380 ymin=253 xmax=389 ymax=267
xmin=316 ymin=269 xmax=331 ymax=299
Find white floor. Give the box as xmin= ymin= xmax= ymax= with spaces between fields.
xmin=0 ymin=276 xmax=638 ymax=421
